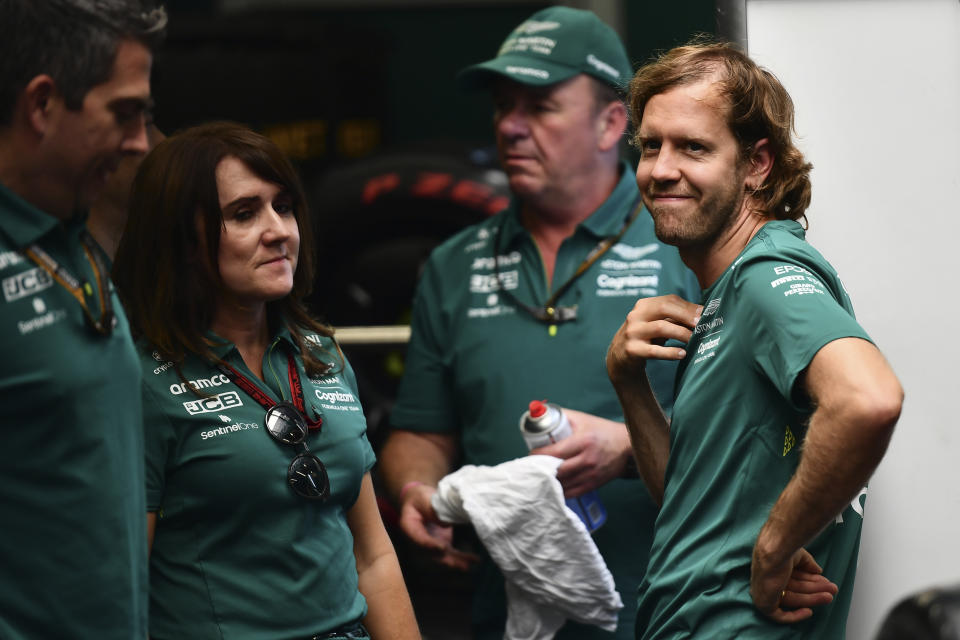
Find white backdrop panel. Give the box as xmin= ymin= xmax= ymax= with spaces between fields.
xmin=746 ymin=1 xmax=960 ymax=638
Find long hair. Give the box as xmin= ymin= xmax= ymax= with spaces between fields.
xmin=0 ymin=0 xmax=167 ymax=125
xmin=113 ymin=121 xmax=337 ymax=377
xmin=629 ymin=40 xmax=812 ymax=223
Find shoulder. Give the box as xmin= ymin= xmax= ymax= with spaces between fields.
xmin=423 ymin=210 xmax=509 ymax=271
xmin=728 ymin=223 xmax=854 ymax=316
xmin=135 ymin=342 xmax=178 ymax=380
xmin=734 ymin=223 xmax=840 ymax=286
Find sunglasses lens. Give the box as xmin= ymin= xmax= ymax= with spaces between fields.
xmin=288 ymin=453 xmax=330 ymax=501
xmin=265 ymin=403 xmax=307 ymax=445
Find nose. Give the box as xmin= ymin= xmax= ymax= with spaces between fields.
xmin=120 ymin=115 xmax=150 ymax=155
xmin=262 ymin=207 xmax=295 ymax=245
xmin=495 ymin=104 xmax=530 ymax=142
xmin=649 ymin=146 xmax=681 ymax=184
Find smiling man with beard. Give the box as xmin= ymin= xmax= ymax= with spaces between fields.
xmin=606 ymin=42 xmax=903 ymax=639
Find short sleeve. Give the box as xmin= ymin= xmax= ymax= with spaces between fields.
xmin=340 ymin=355 xmax=377 ymax=473
xmin=142 ymin=383 xmax=178 ymax=512
xmin=733 ymin=256 xmax=872 ymax=407
xmin=390 ymin=258 xmax=458 ymax=433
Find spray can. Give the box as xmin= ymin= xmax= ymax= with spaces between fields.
xmin=519 ymin=400 xmax=607 ymax=532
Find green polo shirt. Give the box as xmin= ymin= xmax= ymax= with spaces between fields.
xmin=0 ymin=182 xmax=146 ymax=639
xmin=391 ymin=163 xmax=699 ymax=640
xmin=638 ymin=220 xmax=873 ymax=639
xmin=141 ymin=327 xmax=376 ymax=639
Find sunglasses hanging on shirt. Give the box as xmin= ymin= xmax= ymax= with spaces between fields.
xmin=219 ymin=351 xmax=330 ymax=501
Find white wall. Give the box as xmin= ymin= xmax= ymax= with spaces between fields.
xmin=746 ymin=1 xmax=960 ymax=638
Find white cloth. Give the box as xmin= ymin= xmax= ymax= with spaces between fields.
xmin=431 ymin=455 xmax=623 ymax=640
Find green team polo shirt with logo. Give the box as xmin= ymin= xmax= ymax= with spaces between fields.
xmin=637 ymin=220 xmax=874 ymax=640
xmin=0 ymin=183 xmax=147 ymax=639
xmin=141 ymin=327 xmax=376 ymax=639
xmin=391 ymin=163 xmax=699 ymax=640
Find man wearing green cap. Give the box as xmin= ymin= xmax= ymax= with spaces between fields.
xmin=380 ymin=6 xmax=697 ymax=639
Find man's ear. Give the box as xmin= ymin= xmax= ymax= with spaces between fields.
xmin=745 ymin=138 xmax=774 ymax=190
xmin=596 ymin=100 xmax=628 ymax=153
xmin=21 ymin=75 xmax=57 ymax=135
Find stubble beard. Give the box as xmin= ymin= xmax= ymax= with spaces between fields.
xmin=647 ymin=169 xmax=747 ymax=251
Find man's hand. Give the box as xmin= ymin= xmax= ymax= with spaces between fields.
xmin=606 ymin=294 xmax=701 ymax=384
xmin=397 ymin=483 xmax=479 ymax=572
xmin=531 ymin=409 xmax=631 ymax=496
xmin=750 ymin=546 xmax=839 ymax=623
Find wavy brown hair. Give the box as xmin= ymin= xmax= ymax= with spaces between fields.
xmin=113 ymin=121 xmax=338 ymax=377
xmin=629 ymin=40 xmax=812 ymax=223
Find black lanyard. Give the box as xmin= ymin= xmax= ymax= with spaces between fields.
xmin=218 ymin=349 xmax=323 ymax=430
xmin=492 ymin=196 xmax=643 ymax=325
xmin=22 ymin=230 xmax=115 ymax=335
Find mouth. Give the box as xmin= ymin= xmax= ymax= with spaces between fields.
xmin=649 ymin=192 xmax=694 ymax=202
xmin=94 ymin=161 xmax=120 ymax=184
xmin=502 ymin=149 xmax=536 ymax=162
xmin=260 ymin=255 xmax=289 ymax=267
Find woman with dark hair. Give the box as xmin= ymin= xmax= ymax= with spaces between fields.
xmin=113 ymin=121 xmax=420 ymax=640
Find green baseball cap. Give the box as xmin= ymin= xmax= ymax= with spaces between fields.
xmin=458 ymin=6 xmax=632 ymax=91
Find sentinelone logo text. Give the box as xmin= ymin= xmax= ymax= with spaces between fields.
xmin=201 ymin=422 xmax=258 ymax=440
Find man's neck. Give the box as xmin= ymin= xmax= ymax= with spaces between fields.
xmin=683 ymin=203 xmax=774 ymax=289
xmin=520 ymin=163 xmax=621 ymax=284
xmin=87 ymin=209 xmax=123 ymax=260
xmin=0 ymin=134 xmax=74 ymax=221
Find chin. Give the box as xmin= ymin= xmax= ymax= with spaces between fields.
xmin=507 ymin=177 xmax=544 ymax=201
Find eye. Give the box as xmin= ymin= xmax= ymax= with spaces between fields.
xmin=686 ymin=141 xmax=707 ymax=153
xmin=273 ymin=196 xmax=294 ymax=215
xmin=112 ymin=101 xmax=146 ymax=125
xmin=639 ymin=139 xmax=661 ymax=155
xmin=232 ymin=208 xmax=254 ymax=221
xmin=532 ymin=100 xmax=556 ymax=113
xmin=492 ymin=94 xmax=513 ymax=115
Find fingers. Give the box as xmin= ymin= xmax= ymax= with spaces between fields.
xmin=751 ymin=547 xmax=839 ymax=625
xmin=398 ymin=509 xmax=447 ymax=552
xmin=787 ymin=571 xmax=838 ymax=596
xmin=630 ymin=294 xmax=702 ymax=330
xmin=608 ymin=296 xmax=701 ymax=379
xmin=531 ymin=435 xmax=580 ymax=460
xmin=794 ymin=549 xmax=825 ymax=574
xmin=764 ymin=605 xmax=815 ymax=624
xmin=781 ymin=572 xmax=837 ymax=609
xmin=536 ymin=413 xmax=630 ymax=495
xmin=436 ymin=546 xmax=481 ymax=572
xmin=398 ymin=486 xmax=480 ymax=572
xmin=780 ymin=589 xmax=834 ymax=611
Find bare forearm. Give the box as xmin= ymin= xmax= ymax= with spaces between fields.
xmin=605 ymin=295 xmax=700 ymax=506
xmin=348 ymin=475 xmax=421 ymax=638
xmin=359 ymin=552 xmax=421 ymax=640
xmin=611 ymin=373 xmax=670 ymax=506
xmin=378 ymin=430 xmax=456 ymax=503
xmin=756 ymin=402 xmax=897 ymax=564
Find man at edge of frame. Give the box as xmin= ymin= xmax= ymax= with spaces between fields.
xmin=606 ymin=40 xmax=903 ymax=639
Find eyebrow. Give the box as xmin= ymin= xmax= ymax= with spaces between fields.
xmin=108 ymin=95 xmax=155 ymax=113
xmin=221 ymin=195 xmax=261 ymax=212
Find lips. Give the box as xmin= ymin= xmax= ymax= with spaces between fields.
xmin=649 ymin=190 xmax=696 ymax=203
xmin=259 ymin=255 xmax=288 ymax=267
